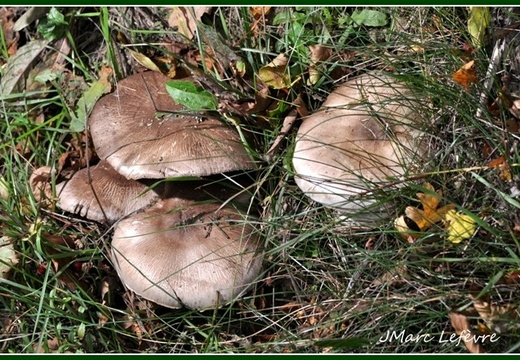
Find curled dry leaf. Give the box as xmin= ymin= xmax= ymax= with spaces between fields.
xmin=448 ymin=312 xmax=486 ymax=353
xmin=452 ymin=60 xmax=477 ymax=90
xmin=168 ymin=7 xmax=212 ymax=39
xmin=258 ymin=53 xmax=292 ymax=89
xmin=308 ymin=45 xmax=333 ymax=85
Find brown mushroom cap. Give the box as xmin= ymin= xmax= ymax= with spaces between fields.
xmin=111 ymin=196 xmax=262 ymax=309
xmin=56 ymin=161 xmax=161 ymax=224
xmin=89 ymin=71 xmax=255 ymax=180
xmin=292 ymin=73 xmax=426 ymax=213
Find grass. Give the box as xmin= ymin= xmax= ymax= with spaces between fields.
xmin=1 ymin=6 xmax=520 ymax=353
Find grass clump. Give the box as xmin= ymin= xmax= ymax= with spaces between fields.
xmin=1 ymin=6 xmax=520 ymax=354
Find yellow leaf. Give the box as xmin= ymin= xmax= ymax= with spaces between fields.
xmin=258 ymin=54 xmax=291 ymax=89
xmin=128 ymin=49 xmax=162 ymax=73
xmin=468 ymin=7 xmax=491 ymax=48
xmin=445 ymin=210 xmax=477 ymax=244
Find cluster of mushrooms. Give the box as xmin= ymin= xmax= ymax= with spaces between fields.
xmin=53 ymin=70 xmax=425 ymax=310
xmin=56 ymin=71 xmax=262 ymax=309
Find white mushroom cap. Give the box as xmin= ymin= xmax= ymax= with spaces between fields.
xmin=89 ymin=71 xmax=255 ymax=180
xmin=56 ymin=161 xmax=161 ymax=224
xmin=292 ymin=73 xmax=426 ymax=214
xmin=111 ymin=196 xmax=262 ymax=309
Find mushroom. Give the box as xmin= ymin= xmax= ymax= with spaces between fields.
xmin=292 ymin=72 xmax=426 ymax=216
xmin=55 ymin=160 xmax=162 ymax=224
xmin=89 ymin=71 xmax=255 ymax=180
xmin=111 ymin=195 xmax=262 ymax=309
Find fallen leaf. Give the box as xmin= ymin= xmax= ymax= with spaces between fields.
xmin=29 ymin=166 xmax=54 ymax=204
xmin=0 ymin=39 xmax=50 ymax=97
xmin=168 ymin=7 xmax=212 ymax=39
xmin=487 ymin=155 xmax=512 ymax=181
xmin=468 ymin=7 xmax=491 ymax=48
xmin=249 ymin=7 xmax=271 ymax=37
xmin=258 ymin=53 xmax=292 ymax=89
xmin=0 ymin=7 xmax=19 ymax=56
xmin=444 ymin=210 xmax=477 ymax=244
xmin=452 ymin=60 xmax=477 ymax=90
xmin=127 ymin=49 xmax=162 ymax=73
xmin=472 ymin=297 xmax=520 ymax=334
xmin=394 ymin=183 xmax=456 ymax=239
xmin=250 ymin=6 xmax=271 ymax=20
xmin=0 ymin=236 xmax=19 ymax=279
xmin=165 ymin=80 xmax=218 ymax=111
xmin=448 ymin=312 xmax=486 ymax=353
xmin=12 ymin=7 xmax=50 ymax=32
xmin=308 ymin=45 xmax=333 ymax=85
xmin=70 ymin=66 xmax=113 ymax=132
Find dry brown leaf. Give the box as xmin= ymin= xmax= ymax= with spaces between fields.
xmin=167 ymin=7 xmax=212 ymax=39
xmin=250 ymin=6 xmax=271 ymax=20
xmin=487 ymin=155 xmax=512 ymax=181
xmin=448 ymin=312 xmax=486 ymax=353
xmin=308 ymin=45 xmax=333 ymax=85
xmin=249 ymin=7 xmax=271 ymax=37
xmin=0 ymin=8 xmax=19 ymax=57
xmin=29 ymin=166 xmax=53 ymax=204
xmin=473 ymin=298 xmax=520 ymax=334
xmin=452 ymin=60 xmax=477 ymax=90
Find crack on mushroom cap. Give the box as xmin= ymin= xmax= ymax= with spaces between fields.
xmin=89 ymin=71 xmax=255 ymax=180
xmin=55 ymin=160 xmax=162 ymax=224
xmin=292 ymin=72 xmax=427 ymax=215
xmin=111 ymin=198 xmax=263 ymax=309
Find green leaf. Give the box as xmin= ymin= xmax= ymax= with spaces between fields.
xmin=468 ymin=7 xmax=490 ymax=48
xmin=70 ymin=81 xmax=111 ymax=132
xmin=351 ymin=9 xmax=388 ymax=27
xmin=165 ymin=80 xmax=218 ymax=111
xmin=37 ymin=7 xmax=68 ymax=40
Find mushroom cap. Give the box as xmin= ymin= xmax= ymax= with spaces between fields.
xmin=56 ymin=161 xmax=160 ymax=224
xmin=89 ymin=71 xmax=255 ymax=180
xmin=111 ymin=196 xmax=262 ymax=309
xmin=292 ymin=73 xmax=426 ymax=213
